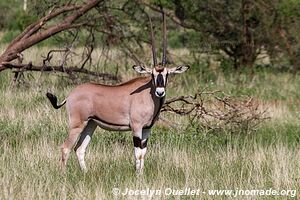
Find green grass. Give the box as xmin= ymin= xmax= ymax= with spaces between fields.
xmin=0 ymin=47 xmax=300 ymax=199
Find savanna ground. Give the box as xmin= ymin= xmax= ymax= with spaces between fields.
xmin=0 ymin=47 xmax=300 ymax=200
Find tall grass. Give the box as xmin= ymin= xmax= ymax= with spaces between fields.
xmin=0 ymin=47 xmax=299 ymax=199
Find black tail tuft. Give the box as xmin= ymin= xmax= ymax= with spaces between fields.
xmin=46 ymin=92 xmax=65 ymax=109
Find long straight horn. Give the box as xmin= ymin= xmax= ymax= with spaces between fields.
xmin=147 ymin=14 xmax=157 ymax=66
xmin=162 ymin=9 xmax=167 ymax=66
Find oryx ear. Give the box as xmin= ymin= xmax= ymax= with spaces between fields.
xmin=168 ymin=65 xmax=190 ymax=74
xmin=132 ymin=65 xmax=152 ymax=74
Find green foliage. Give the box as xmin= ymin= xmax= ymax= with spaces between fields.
xmin=0 ymin=0 xmax=37 ymax=31
xmin=11 ymin=11 xmax=38 ymax=30
xmin=168 ymin=30 xmax=184 ymax=49
xmin=1 ymin=30 xmax=21 ymax=43
xmin=277 ymin=0 xmax=300 ymax=17
xmin=0 ymin=0 xmax=20 ymax=29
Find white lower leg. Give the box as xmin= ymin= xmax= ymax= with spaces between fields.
xmin=134 ymin=147 xmax=147 ymax=172
xmin=76 ymin=135 xmax=91 ymax=171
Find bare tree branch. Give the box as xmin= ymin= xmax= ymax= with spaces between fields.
xmin=1 ymin=62 xmax=120 ymax=81
xmin=81 ymin=29 xmax=95 ymax=69
xmin=162 ymin=89 xmax=269 ymax=133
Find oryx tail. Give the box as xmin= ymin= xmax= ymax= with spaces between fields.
xmin=46 ymin=92 xmax=66 ymax=109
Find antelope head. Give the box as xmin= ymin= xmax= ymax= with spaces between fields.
xmin=133 ymin=11 xmax=189 ymax=98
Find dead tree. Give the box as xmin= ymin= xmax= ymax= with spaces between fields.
xmin=161 ymin=89 xmax=269 ymax=134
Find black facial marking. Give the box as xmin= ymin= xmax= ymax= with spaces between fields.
xmin=156 ymin=73 xmax=164 ymax=87
xmin=133 ymin=136 xmax=148 ymax=149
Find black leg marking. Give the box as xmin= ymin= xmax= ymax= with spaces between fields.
xmin=74 ymin=121 xmax=96 ymax=151
xmin=133 ymin=136 xmax=148 ymax=149
xmin=74 ymin=132 xmax=89 ymax=152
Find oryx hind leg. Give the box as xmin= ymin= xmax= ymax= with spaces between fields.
xmin=74 ymin=120 xmax=97 ymax=171
xmin=60 ymin=120 xmax=88 ymax=169
xmin=133 ymin=128 xmax=151 ymax=173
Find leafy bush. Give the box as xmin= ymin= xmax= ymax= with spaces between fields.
xmin=9 ymin=11 xmax=38 ymax=31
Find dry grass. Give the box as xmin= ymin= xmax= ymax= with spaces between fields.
xmin=0 ymin=83 xmax=299 ymax=200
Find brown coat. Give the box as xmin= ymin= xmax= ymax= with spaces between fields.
xmin=66 ymin=76 xmax=164 ymax=132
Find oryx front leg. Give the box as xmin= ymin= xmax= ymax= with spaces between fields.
xmin=133 ymin=128 xmax=151 ymax=173
xmin=74 ymin=120 xmax=97 ymax=171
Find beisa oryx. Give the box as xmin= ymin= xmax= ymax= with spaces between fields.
xmin=46 ymin=12 xmax=189 ymax=173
